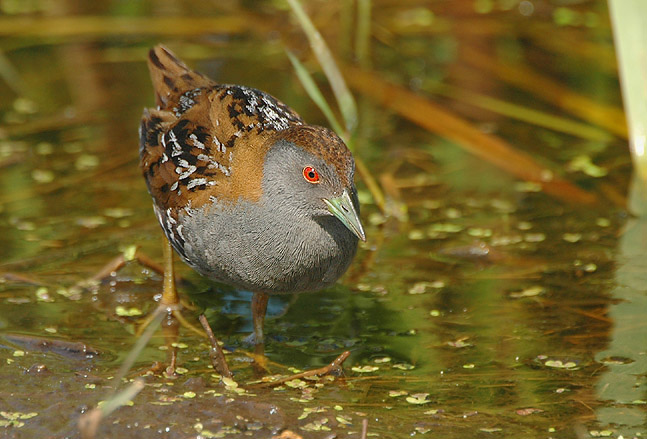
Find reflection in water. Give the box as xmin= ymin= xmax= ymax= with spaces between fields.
xmin=596 ymin=176 xmax=647 ymax=429
xmin=601 ymin=0 xmax=647 ymax=430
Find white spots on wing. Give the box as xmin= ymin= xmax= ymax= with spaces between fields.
xmin=152 ymin=204 xmax=186 ymax=259
xmin=260 ymin=96 xmax=292 ymax=130
xmin=219 ymin=163 xmax=231 ymax=176
xmin=187 ymin=177 xmax=207 ymax=189
xmin=233 ymin=85 xmax=300 ymax=132
xmin=189 ymin=133 xmax=205 ymax=149
xmin=170 ymin=181 xmax=179 ymax=191
xmin=173 ymin=88 xmax=202 ymax=117
xmin=244 ymin=90 xmax=259 ymax=114
xmin=161 ymin=153 xmax=168 ymax=163
xmin=178 ymin=166 xmax=197 ymax=180
xmin=167 ymin=130 xmax=183 ymax=157
xmin=212 ymin=135 xmax=225 ymax=153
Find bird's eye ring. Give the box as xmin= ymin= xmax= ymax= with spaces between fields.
xmin=302 ymin=166 xmax=320 ymax=184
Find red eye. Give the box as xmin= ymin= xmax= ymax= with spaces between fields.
xmin=302 ymin=166 xmax=320 ymax=184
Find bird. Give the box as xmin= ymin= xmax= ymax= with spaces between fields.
xmin=139 ymin=45 xmax=365 ymax=350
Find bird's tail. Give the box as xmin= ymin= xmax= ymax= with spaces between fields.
xmin=147 ymin=45 xmax=213 ymax=108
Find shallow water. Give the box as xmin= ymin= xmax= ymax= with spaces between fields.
xmin=0 ymin=1 xmax=644 ymax=438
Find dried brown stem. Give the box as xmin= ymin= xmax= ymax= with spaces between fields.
xmin=342 ymin=64 xmax=600 ymax=206
xmin=251 ymin=350 xmax=350 ymax=388
xmin=199 ymin=314 xmax=233 ymax=379
xmin=361 ymin=418 xmax=369 ymax=439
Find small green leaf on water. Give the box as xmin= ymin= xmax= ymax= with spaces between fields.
xmin=35 ymin=142 xmax=53 ymax=155
xmin=463 ymin=363 xmax=475 ymax=369
xmin=583 ymin=263 xmax=597 ymax=272
xmin=480 ymin=427 xmax=502 ymax=433
xmin=567 ymin=155 xmax=607 ymax=177
xmin=183 ymin=391 xmax=196 ymax=398
xmin=544 ymin=360 xmax=578 ymax=369
xmin=428 ymin=223 xmax=463 ymax=233
xmin=524 ymin=233 xmax=546 ymax=243
xmin=388 ymin=390 xmax=408 ymax=398
xmin=222 ymin=377 xmax=238 ymax=389
xmin=392 ymin=363 xmax=415 ymax=370
xmin=75 ymin=154 xmax=100 ymax=170
xmin=31 ymin=169 xmax=55 ymax=183
xmin=336 ymin=415 xmax=352 ymax=425
xmin=36 ymin=287 xmax=52 ymax=302
xmin=56 ymin=287 xmax=77 ymax=298
xmin=374 ymin=357 xmax=391 ymax=364
xmin=516 ymin=221 xmax=532 ymax=230
xmin=351 ymin=365 xmax=379 ymax=373
xmin=406 ymin=393 xmax=430 ymax=405
xmin=467 ymin=228 xmax=492 ymax=237
xmin=13 ymin=97 xmax=38 ymax=114
xmin=285 ymin=379 xmax=307 ymax=389
xmin=333 ymin=405 xmax=343 ymax=411
xmin=115 ymin=306 xmax=143 ymax=317
xmin=429 ymin=309 xmax=441 ymax=317
xmin=85 ymin=384 xmax=96 ymax=389
xmin=76 ymin=216 xmax=107 ymax=229
xmin=175 ymin=367 xmax=188 ymax=375
xmin=13 ymin=350 xmax=24 ymax=357
xmin=105 ymin=208 xmax=134 ymax=218
xmin=514 ymin=181 xmax=542 ymax=193
xmin=408 ymin=281 xmax=444 ymax=295
xmin=562 ymin=233 xmax=582 ymax=243
xmin=596 ymin=218 xmax=611 ymax=227
xmin=509 ymin=286 xmax=544 ymax=298
xmin=447 ymin=338 xmax=471 ymax=348
xmin=122 ymin=245 xmax=137 ymax=261
xmin=1 ymin=411 xmax=37 ymax=421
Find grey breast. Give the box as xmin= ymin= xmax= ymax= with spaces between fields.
xmin=177 ymin=199 xmax=358 ymax=294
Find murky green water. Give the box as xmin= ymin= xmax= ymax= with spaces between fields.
xmin=1 ymin=1 xmax=644 ymax=438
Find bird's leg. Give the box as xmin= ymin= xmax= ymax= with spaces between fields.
xmin=247 ymin=292 xmax=270 ymax=372
xmin=161 ymin=311 xmax=180 ymax=377
xmin=160 ymin=236 xmax=179 ymax=307
xmin=136 ymin=237 xmax=203 ymax=338
xmin=151 ymin=237 xmax=204 ymax=335
xmin=250 ymin=292 xmax=269 ymax=345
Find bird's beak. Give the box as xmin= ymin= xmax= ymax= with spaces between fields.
xmin=323 ymin=189 xmax=366 ymax=242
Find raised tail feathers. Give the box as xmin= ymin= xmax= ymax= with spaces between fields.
xmin=147 ymin=45 xmax=214 ymax=108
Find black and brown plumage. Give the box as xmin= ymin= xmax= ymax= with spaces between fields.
xmin=139 ymin=45 xmax=365 ymax=350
